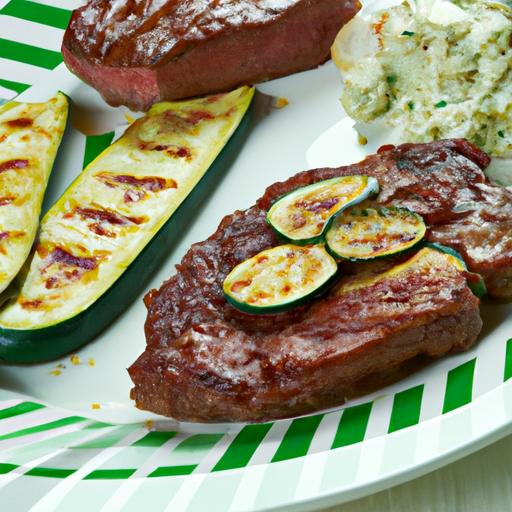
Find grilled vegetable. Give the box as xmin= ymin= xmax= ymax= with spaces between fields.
xmin=0 ymin=92 xmax=68 ymax=295
xmin=223 ymin=244 xmax=338 ymax=313
xmin=424 ymin=242 xmax=487 ymax=298
xmin=325 ymin=206 xmax=426 ymax=261
xmin=266 ymin=176 xmax=379 ymax=244
xmin=336 ymin=246 xmax=479 ymax=297
xmin=0 ymin=86 xmax=254 ymax=363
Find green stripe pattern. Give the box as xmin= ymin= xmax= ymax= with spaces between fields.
xmin=388 ymin=385 xmax=424 ymax=433
xmin=0 ymin=401 xmax=44 ymax=420
xmin=0 ymin=344 xmax=505 ymax=482
xmin=133 ymin=431 xmax=177 ymax=447
xmin=148 ymin=465 xmax=197 ymax=477
xmin=213 ymin=423 xmax=273 ymax=472
xmin=443 ymin=359 xmax=476 ymax=414
xmin=0 ymin=462 xmax=18 ymax=474
xmin=504 ymin=338 xmax=512 ymax=381
xmin=26 ymin=467 xmax=75 ymax=478
xmin=83 ymin=132 xmax=115 ymax=169
xmin=0 ymin=38 xmax=62 ymax=70
xmin=272 ymin=415 xmax=323 ymax=463
xmin=85 ymin=468 xmax=136 ymax=480
xmin=0 ymin=0 xmax=72 ymax=30
xmin=0 ymin=416 xmax=85 ymax=441
xmin=332 ymin=402 xmax=372 ymax=448
xmin=0 ymin=77 xmax=30 ymax=94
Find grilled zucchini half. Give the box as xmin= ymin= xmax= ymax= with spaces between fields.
xmin=0 ymin=92 xmax=68 ymax=295
xmin=267 ymin=176 xmax=379 ymax=244
xmin=326 ymin=206 xmax=426 ymax=261
xmin=0 ymin=86 xmax=254 ymax=363
xmin=223 ymin=244 xmax=338 ymax=313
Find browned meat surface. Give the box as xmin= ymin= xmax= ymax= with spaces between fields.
xmin=62 ymin=0 xmax=360 ymax=111
xmin=259 ymin=139 xmax=512 ymax=297
xmin=128 ymin=139 xmax=506 ymax=422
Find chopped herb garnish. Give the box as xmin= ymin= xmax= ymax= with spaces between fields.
xmin=498 ymin=130 xmax=505 ymax=138
xmin=401 ymin=31 xmax=415 ymax=36
xmin=407 ymin=101 xmax=415 ymax=110
xmin=435 ymin=100 xmax=447 ymax=108
xmin=386 ymin=75 xmax=397 ymax=84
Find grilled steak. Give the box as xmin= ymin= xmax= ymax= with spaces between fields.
xmin=129 ymin=139 xmax=509 ymax=422
xmin=258 ymin=139 xmax=512 ymax=298
xmin=62 ymin=0 xmax=360 ymax=111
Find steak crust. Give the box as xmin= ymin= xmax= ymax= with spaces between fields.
xmin=129 ymin=139 xmax=503 ymax=422
xmin=62 ymin=0 xmax=360 ymax=111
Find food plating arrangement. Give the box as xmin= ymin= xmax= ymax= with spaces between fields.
xmin=0 ymin=0 xmax=511 ymax=509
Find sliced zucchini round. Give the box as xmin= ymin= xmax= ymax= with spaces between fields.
xmin=223 ymin=244 xmax=338 ymax=314
xmin=424 ymin=242 xmax=487 ymax=298
xmin=266 ymin=176 xmax=379 ymax=244
xmin=325 ymin=206 xmax=426 ymax=261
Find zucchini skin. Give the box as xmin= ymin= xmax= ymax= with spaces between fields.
xmin=224 ymin=268 xmax=340 ymax=315
xmin=423 ymin=242 xmax=487 ymax=298
xmin=266 ymin=177 xmax=379 ymax=245
xmin=0 ymin=100 xmax=254 ymax=364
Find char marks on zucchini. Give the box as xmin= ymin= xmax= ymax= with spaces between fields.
xmin=0 ymin=87 xmax=254 ymax=363
xmin=0 ymin=93 xmax=68 ymax=296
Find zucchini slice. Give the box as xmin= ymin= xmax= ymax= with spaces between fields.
xmin=325 ymin=206 xmax=426 ymax=261
xmin=0 ymin=86 xmax=254 ymax=363
xmin=335 ymin=246 xmax=478 ymax=296
xmin=223 ymin=244 xmax=338 ymax=314
xmin=424 ymin=242 xmax=487 ymax=298
xmin=0 ymin=92 xmax=68 ymax=295
xmin=267 ymin=176 xmax=379 ymax=244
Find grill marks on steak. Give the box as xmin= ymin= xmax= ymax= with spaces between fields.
xmin=129 ymin=139 xmax=503 ymax=422
xmin=62 ymin=0 xmax=360 ymax=110
xmin=66 ymin=0 xmax=308 ymax=67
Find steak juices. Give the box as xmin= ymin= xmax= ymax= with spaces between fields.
xmin=129 ymin=140 xmax=512 ymax=422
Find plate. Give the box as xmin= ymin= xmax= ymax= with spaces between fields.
xmin=1 ymin=1 xmax=512 ymax=511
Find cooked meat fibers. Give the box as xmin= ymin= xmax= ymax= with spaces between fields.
xmin=129 ymin=139 xmax=507 ymax=422
xmin=62 ymin=0 xmax=360 ymax=111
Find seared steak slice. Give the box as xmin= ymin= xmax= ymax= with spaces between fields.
xmin=62 ymin=0 xmax=360 ymax=111
xmin=129 ymin=139 xmax=503 ymax=422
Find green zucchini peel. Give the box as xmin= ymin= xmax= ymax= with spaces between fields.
xmin=424 ymin=242 xmax=487 ymax=298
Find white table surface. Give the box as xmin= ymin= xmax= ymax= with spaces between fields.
xmin=323 ymin=434 xmax=512 ymax=511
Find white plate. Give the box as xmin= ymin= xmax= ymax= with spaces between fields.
xmin=1 ymin=2 xmax=512 ymax=511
